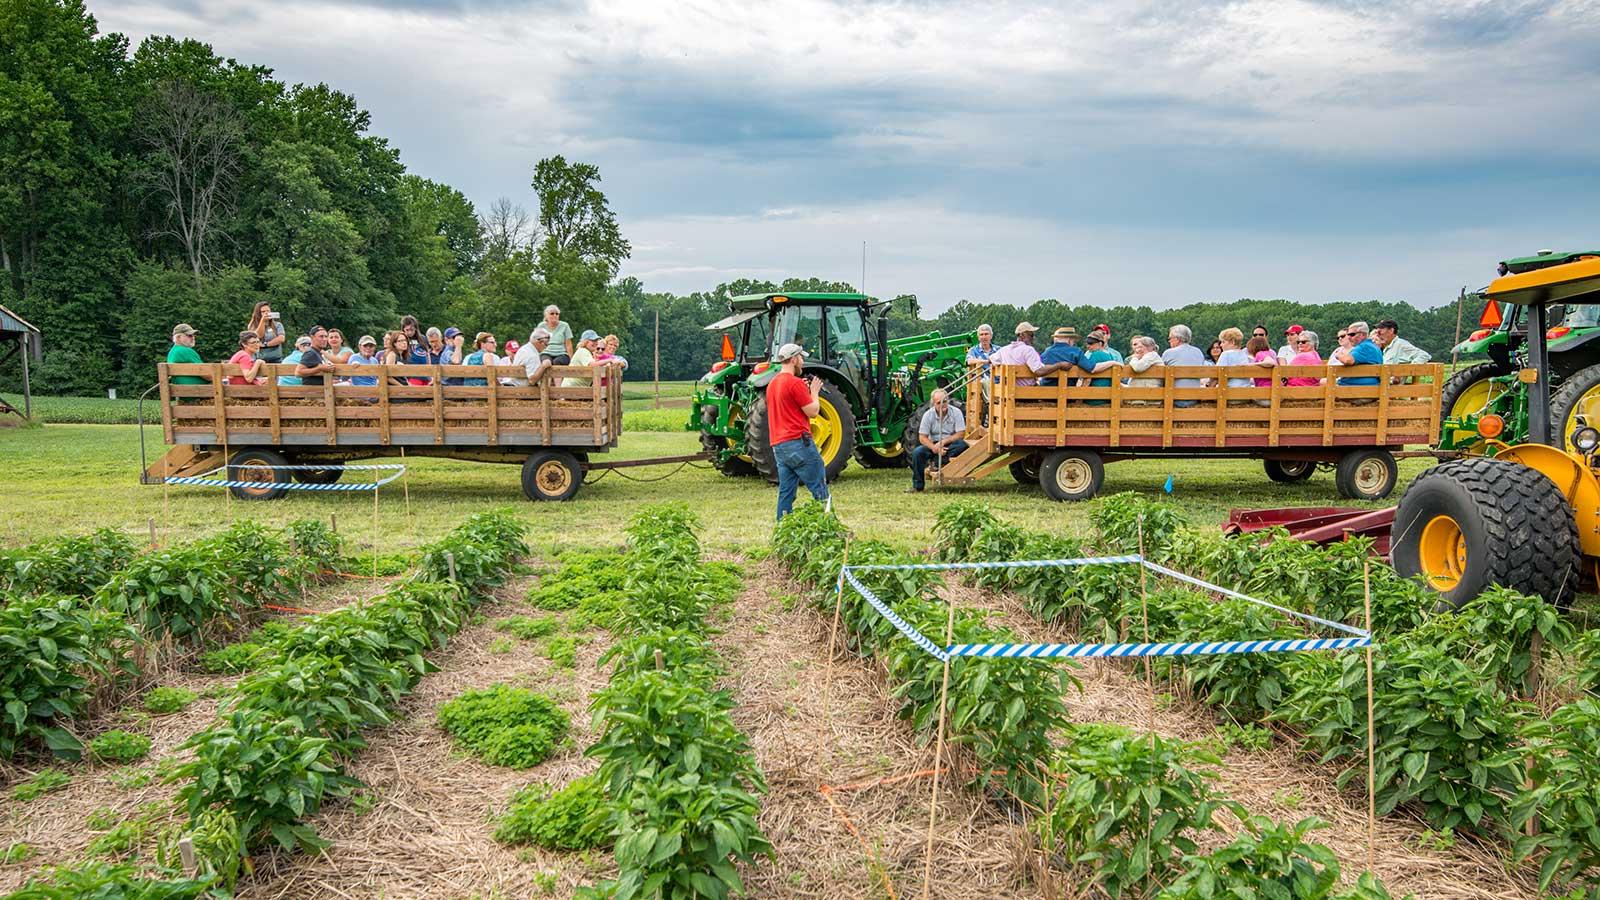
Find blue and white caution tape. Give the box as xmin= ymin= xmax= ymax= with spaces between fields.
xmin=165 ymin=464 xmax=406 ymax=494
xmin=943 ymin=636 xmax=1370 ymax=659
xmin=838 ymin=554 xmax=1372 ymax=664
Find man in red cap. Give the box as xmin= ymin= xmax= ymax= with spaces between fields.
xmin=1095 ymin=323 xmax=1123 ymax=362
xmin=1278 ymin=324 xmax=1304 ymax=364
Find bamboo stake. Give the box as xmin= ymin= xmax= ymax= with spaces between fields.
xmin=371 ymin=485 xmax=380 ymax=581
xmin=400 ymin=446 xmax=412 ymax=530
xmin=820 ymin=536 xmax=853 ymax=752
xmin=1138 ymin=517 xmax=1155 ymax=736
xmin=1363 ymin=559 xmax=1377 ymax=875
xmin=922 ymin=597 xmax=957 ymax=900
xmin=148 ymin=518 xmax=158 ymax=551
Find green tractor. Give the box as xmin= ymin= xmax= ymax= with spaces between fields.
xmin=1438 ymin=249 xmax=1600 ymax=453
xmin=688 ymin=292 xmax=976 ymax=482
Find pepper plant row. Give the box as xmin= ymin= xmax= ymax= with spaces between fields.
xmin=0 ymin=519 xmax=345 ymax=761
xmin=577 ymin=504 xmax=770 ymax=900
xmin=935 ymin=495 xmax=1600 ymax=896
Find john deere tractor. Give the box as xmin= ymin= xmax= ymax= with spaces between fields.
xmin=688 ymin=292 xmax=975 ymax=482
xmin=1394 ymin=252 xmax=1600 ymax=607
xmin=1438 ymin=249 xmax=1600 ymax=453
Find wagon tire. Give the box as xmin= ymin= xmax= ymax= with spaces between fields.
xmin=1264 ymin=459 xmax=1316 ymax=484
xmin=1334 ymin=449 xmax=1398 ymax=501
xmin=226 ymin=448 xmax=291 ymax=501
xmin=1039 ymin=449 xmax=1104 ymax=502
xmin=522 ymin=451 xmax=582 ymax=502
xmin=1392 ymin=457 xmax=1579 ymax=608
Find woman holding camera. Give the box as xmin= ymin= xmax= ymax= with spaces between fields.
xmin=249 ymin=301 xmax=287 ymax=364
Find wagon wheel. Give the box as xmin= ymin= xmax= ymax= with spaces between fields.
xmin=226 ymin=448 xmax=290 ymax=501
xmin=522 ymin=451 xmax=582 ymax=502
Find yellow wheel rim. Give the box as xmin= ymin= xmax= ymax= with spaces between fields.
xmin=865 ymin=441 xmax=904 ymax=459
xmin=1418 ymin=514 xmax=1468 ymax=591
xmin=1563 ymin=383 xmax=1600 ymax=453
xmin=811 ymin=398 xmax=846 ymax=465
xmin=1446 ymin=378 xmax=1506 ymax=450
xmin=537 ymin=460 xmax=573 ymax=495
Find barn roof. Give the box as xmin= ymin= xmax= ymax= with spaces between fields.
xmin=0 ymin=303 xmax=39 ymax=336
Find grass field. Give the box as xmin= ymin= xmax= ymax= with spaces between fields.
xmin=0 ymin=421 xmax=1430 ymax=556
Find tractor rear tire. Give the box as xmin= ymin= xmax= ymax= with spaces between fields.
xmin=700 ymin=432 xmax=757 ymax=477
xmin=1334 ymin=449 xmax=1398 ymax=501
xmin=745 ymin=382 xmax=855 ymax=485
xmin=854 ymin=442 xmax=907 ymax=468
xmin=1549 ymin=363 xmax=1600 ymax=453
xmin=522 ymin=451 xmax=582 ymax=502
xmin=226 ymin=448 xmax=291 ymax=501
xmin=1009 ymin=454 xmax=1041 ymax=485
xmin=1439 ymin=361 xmax=1512 ymax=450
xmin=1264 ymin=459 xmax=1316 ymax=484
xmin=1039 ymin=449 xmax=1104 ymax=502
xmin=1392 ymin=457 xmax=1579 ymax=608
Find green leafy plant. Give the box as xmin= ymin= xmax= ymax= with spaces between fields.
xmin=528 ymin=551 xmax=627 ymax=612
xmin=96 ymin=546 xmax=237 ymax=642
xmin=1090 ymin=491 xmax=1191 ymax=557
xmin=155 ymin=807 xmax=244 ymax=892
xmin=1 ymin=593 xmax=137 ymax=759
xmin=1154 ymin=816 xmax=1401 ymax=899
xmin=1216 ymin=722 xmax=1275 ymax=753
xmin=495 ymin=615 xmax=561 ymax=640
xmin=1039 ymin=724 xmax=1230 ymax=898
xmin=89 ymin=730 xmax=152 ymax=763
xmin=142 ymin=686 xmax=198 ymax=715
xmin=0 ymin=529 xmax=139 ymax=598
xmin=438 ymin=685 xmax=570 ymax=768
xmin=283 ymin=519 xmax=344 ymax=579
xmin=545 ymin=635 xmax=577 ymax=668
xmin=1408 ymin=586 xmax=1570 ymax=695
xmin=495 ymin=775 xmax=613 ymax=850
xmin=4 ymin=860 xmax=215 ymax=898
xmin=1507 ymin=698 xmax=1600 ymax=896
xmin=2 ymin=842 xmax=33 ymax=865
xmin=11 ymin=769 xmax=71 ymax=801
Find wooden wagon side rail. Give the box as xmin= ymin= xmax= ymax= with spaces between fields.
xmin=156 ymin=362 xmax=624 ymax=450
xmin=982 ymin=363 xmax=1441 ymax=450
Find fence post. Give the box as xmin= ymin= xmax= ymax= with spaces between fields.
xmin=330 ymin=512 xmax=338 ymax=533
xmin=445 ymin=550 xmax=457 ymax=583
xmin=148 ymin=517 xmax=158 ymax=550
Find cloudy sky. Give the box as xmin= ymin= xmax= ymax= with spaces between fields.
xmin=97 ymin=0 xmax=1600 ymax=313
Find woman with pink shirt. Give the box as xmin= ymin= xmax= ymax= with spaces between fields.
xmin=1246 ymin=336 xmax=1278 ymax=387
xmin=1284 ymin=331 xmax=1324 ymax=386
xmin=228 ymin=331 xmax=266 ymax=385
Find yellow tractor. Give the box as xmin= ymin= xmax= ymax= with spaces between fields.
xmin=1393 ymin=253 xmax=1600 ymax=607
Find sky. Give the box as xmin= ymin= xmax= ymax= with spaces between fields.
xmin=95 ymin=0 xmax=1600 ymax=314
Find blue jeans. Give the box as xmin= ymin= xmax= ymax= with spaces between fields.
xmin=774 ymin=436 xmax=829 ymax=520
xmin=910 ymin=439 xmax=969 ymax=490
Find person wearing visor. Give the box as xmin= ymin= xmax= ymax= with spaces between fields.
xmin=767 ymin=342 xmax=829 ymax=520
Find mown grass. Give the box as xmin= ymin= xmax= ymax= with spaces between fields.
xmin=0 ymin=421 xmax=1433 ymax=557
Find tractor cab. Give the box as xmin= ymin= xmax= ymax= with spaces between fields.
xmin=1394 ymin=251 xmax=1600 ymax=607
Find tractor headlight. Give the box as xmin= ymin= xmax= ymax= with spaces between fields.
xmin=1574 ymin=425 xmax=1600 ymax=453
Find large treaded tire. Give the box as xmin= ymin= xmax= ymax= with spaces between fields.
xmin=744 ymin=383 xmax=855 ymax=485
xmin=1439 ymin=361 xmax=1512 ymax=449
xmin=902 ymin=399 xmax=965 ymax=455
xmin=1392 ymin=457 xmax=1579 ymax=608
xmin=1264 ymin=459 xmax=1315 ymax=484
xmin=1548 ymin=363 xmax=1600 ymax=452
xmin=854 ymin=441 xmax=907 ymax=468
xmin=700 ymin=432 xmax=757 ymax=477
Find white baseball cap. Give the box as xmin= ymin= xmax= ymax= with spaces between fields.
xmin=1015 ymin=321 xmax=1039 ymax=335
xmin=774 ymin=342 xmax=808 ymax=362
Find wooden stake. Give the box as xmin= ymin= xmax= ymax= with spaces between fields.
xmin=653 ymin=308 xmax=661 ymax=409
xmin=654 ymin=648 xmax=665 ymax=671
xmin=330 ymin=512 xmax=338 ymax=533
xmin=148 ymin=517 xmax=158 ymax=550
xmin=1138 ymin=517 xmax=1155 ymax=736
xmin=177 ymin=836 xmax=196 ymax=877
xmin=399 ymin=446 xmax=412 ymax=528
xmin=445 ymin=551 xmax=457 ymax=583
xmin=1362 ymin=559 xmax=1377 ymax=875
xmin=821 ymin=536 xmax=853 ymax=748
xmin=371 ymin=485 xmax=380 ymax=581
xmin=922 ymin=597 xmax=957 ymax=900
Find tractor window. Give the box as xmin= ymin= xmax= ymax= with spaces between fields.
xmin=1565 ymin=305 xmax=1600 ymax=329
xmin=741 ymin=315 xmax=771 ymax=362
xmin=825 ymin=307 xmax=870 ymax=383
xmin=770 ymin=304 xmax=823 ymax=358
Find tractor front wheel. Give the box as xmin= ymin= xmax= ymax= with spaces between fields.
xmin=1392 ymin=457 xmax=1578 ymax=608
xmin=854 ymin=441 xmax=906 ymax=468
xmin=1438 ymin=361 xmax=1512 ymax=451
xmin=700 ymin=433 xmax=757 ymax=477
xmin=1550 ymin=363 xmax=1600 ymax=453
xmin=745 ymin=382 xmax=856 ymax=484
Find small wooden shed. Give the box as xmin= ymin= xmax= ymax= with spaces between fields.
xmin=0 ymin=303 xmax=42 ymax=420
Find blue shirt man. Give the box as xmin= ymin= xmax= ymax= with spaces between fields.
xmin=967 ymin=326 xmax=997 ymax=373
xmin=1336 ymin=322 xmax=1383 ymax=386
xmin=349 ymin=336 xmax=381 ymax=386
xmin=1040 ymin=327 xmax=1092 ymax=386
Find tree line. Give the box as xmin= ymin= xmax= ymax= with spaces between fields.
xmin=1 ymin=0 xmax=1468 ymax=397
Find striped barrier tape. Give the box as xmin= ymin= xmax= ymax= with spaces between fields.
xmin=165 ymin=464 xmax=406 ymax=493
xmin=838 ymin=554 xmax=1372 ymax=664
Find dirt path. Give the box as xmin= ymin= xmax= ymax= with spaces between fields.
xmin=238 ymin=573 xmax=615 ymax=899
xmin=714 ymin=558 xmax=1039 ymax=900
xmin=942 ymin=575 xmax=1541 ymax=900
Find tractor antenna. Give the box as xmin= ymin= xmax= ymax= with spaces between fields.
xmin=862 ymin=241 xmax=867 ymax=297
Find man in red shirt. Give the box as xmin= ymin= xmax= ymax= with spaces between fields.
xmin=767 ymin=342 xmax=829 ymax=519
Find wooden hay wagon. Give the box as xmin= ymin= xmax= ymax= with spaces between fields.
xmin=936 ymin=362 xmax=1444 ymax=501
xmin=144 ymin=361 xmax=636 ymax=501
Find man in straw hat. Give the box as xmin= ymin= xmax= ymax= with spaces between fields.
xmin=767 ymin=342 xmax=830 ymax=520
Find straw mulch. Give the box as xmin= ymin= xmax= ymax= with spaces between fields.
xmin=723 ymin=558 xmax=1040 ymax=900
xmin=939 ymin=575 xmax=1543 ymax=900
xmin=237 ymin=573 xmax=614 ymax=899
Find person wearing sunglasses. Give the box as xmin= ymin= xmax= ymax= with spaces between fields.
xmin=1284 ymin=330 xmax=1323 ymax=386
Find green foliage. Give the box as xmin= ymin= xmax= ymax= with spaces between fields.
xmin=2 ymin=842 xmax=34 ymax=865
xmin=143 ymin=686 xmax=198 ymax=715
xmin=0 ymin=593 xmax=138 ymax=759
xmin=494 ymin=775 xmax=613 ymax=850
xmin=1155 ymin=816 xmax=1401 ymax=900
xmin=1162 ymin=594 xmax=1301 ymax=718
xmin=545 ymin=635 xmax=577 ymax=669
xmin=1508 ymin=698 xmax=1600 ymax=896
xmin=283 ymin=519 xmax=344 ymax=577
xmin=495 ymin=615 xmax=560 ymax=640
xmin=437 ymin=685 xmax=569 ymax=769
xmin=87 ymin=807 xmax=120 ymax=831
xmin=11 ymin=769 xmax=71 ymax=802
xmin=0 ymin=529 xmax=138 ymax=597
xmin=4 ymin=861 xmax=216 ymax=899
xmin=1407 ymin=586 xmax=1569 ymax=694
xmin=1274 ymin=644 xmax=1528 ymax=833
xmin=89 ymin=730 xmax=152 ymax=764
xmin=1090 ymin=491 xmax=1191 ymax=557
xmin=931 ymin=501 xmax=996 ymax=561
xmin=1040 ymin=725 xmax=1229 ymax=898
xmin=1215 ymin=722 xmax=1275 ymax=754
xmin=155 ymin=808 xmax=244 ymax=892
xmin=96 ymin=546 xmax=237 ymax=642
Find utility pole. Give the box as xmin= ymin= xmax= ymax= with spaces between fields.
xmin=653 ymin=308 xmax=660 ymax=408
